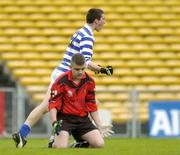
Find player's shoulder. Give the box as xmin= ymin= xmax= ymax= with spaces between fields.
xmin=55 ymin=71 xmax=69 ymax=84
xmin=79 ymin=26 xmax=93 ymax=37
xmin=85 ymin=72 xmax=95 ymax=83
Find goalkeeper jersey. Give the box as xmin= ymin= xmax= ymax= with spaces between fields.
xmin=57 ymin=24 xmax=94 ymax=72
xmin=48 ymin=70 xmax=97 ymax=117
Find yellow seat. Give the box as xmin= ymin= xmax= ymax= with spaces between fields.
xmin=139 ymin=93 xmax=156 ymax=101
xmin=155 ymin=93 xmax=177 ymax=100
xmin=12 ymin=68 xmax=51 ymax=77
xmin=26 ymin=85 xmax=47 ymax=93
xmin=20 ymin=76 xmax=50 ymax=86
xmin=2 ymin=52 xmax=20 ymax=60
xmin=101 ymin=102 xmax=122 ymax=109
xmin=6 ymin=61 xmax=27 ymax=68
xmin=32 ymin=93 xmax=46 ymax=103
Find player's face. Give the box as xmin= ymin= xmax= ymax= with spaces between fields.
xmin=95 ymin=14 xmax=105 ymax=32
xmin=71 ymin=62 xmax=86 ymax=80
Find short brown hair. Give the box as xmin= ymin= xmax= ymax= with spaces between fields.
xmin=86 ymin=8 xmax=104 ymax=24
xmin=71 ymin=53 xmax=85 ymax=65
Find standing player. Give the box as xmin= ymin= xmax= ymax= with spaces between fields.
xmin=49 ymin=53 xmax=104 ymax=148
xmin=12 ymin=8 xmax=113 ymax=148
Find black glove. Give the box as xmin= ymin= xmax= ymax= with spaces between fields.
xmin=52 ymin=120 xmax=62 ymax=135
xmin=100 ymin=66 xmax=113 ymax=75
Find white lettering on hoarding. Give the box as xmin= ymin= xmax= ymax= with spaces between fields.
xmin=170 ymin=110 xmax=179 ymax=135
xmin=150 ymin=110 xmax=180 ymax=136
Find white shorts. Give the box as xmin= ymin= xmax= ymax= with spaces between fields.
xmin=50 ymin=68 xmax=65 ymax=86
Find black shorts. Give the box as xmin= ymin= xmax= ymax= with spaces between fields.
xmin=57 ymin=113 xmax=97 ymax=140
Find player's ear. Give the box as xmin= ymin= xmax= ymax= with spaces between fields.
xmin=94 ymin=19 xmax=99 ymax=25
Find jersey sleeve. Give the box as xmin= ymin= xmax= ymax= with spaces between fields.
xmin=85 ymin=81 xmax=97 ymax=112
xmin=48 ymin=81 xmax=63 ymax=111
xmin=79 ymin=37 xmax=94 ymax=66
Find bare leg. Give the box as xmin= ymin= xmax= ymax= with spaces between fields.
xmin=82 ymin=129 xmax=104 ymax=148
xmin=24 ymin=86 xmax=51 ymax=128
xmin=12 ymin=86 xmax=52 ymax=148
xmin=53 ymin=131 xmax=69 ymax=148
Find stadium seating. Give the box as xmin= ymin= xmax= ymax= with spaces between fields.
xmin=1 ymin=0 xmax=180 ymax=123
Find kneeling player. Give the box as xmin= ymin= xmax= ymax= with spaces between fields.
xmin=49 ymin=53 xmax=104 ymax=148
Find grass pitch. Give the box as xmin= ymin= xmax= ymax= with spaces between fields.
xmin=0 ymin=137 xmax=180 ymax=155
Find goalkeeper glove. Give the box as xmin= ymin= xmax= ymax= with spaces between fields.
xmin=52 ymin=120 xmax=62 ymax=135
xmin=100 ymin=66 xmax=113 ymax=75
xmin=99 ymin=125 xmax=114 ymax=138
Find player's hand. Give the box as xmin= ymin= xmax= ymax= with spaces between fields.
xmin=99 ymin=125 xmax=114 ymax=138
xmin=52 ymin=120 xmax=62 ymax=135
xmin=100 ymin=66 xmax=113 ymax=75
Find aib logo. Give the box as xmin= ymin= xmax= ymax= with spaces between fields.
xmin=149 ymin=101 xmax=180 ymax=137
xmin=150 ymin=110 xmax=180 ymax=136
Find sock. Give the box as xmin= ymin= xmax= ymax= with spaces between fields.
xmin=19 ymin=124 xmax=31 ymax=139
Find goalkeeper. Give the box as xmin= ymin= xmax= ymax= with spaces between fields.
xmin=49 ymin=53 xmax=106 ymax=148
xmin=12 ymin=8 xmax=113 ymax=148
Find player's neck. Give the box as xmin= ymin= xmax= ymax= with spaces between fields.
xmin=72 ymin=78 xmax=81 ymax=85
xmin=87 ymin=23 xmax=95 ymax=31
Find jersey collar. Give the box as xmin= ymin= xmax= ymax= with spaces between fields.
xmin=84 ymin=24 xmax=93 ymax=36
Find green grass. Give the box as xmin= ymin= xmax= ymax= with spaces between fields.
xmin=0 ymin=138 xmax=180 ymax=155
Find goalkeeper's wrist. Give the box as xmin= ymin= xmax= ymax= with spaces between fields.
xmin=97 ymin=125 xmax=103 ymax=131
xmin=100 ymin=67 xmax=105 ymax=73
xmin=52 ymin=121 xmax=58 ymax=126
xmin=97 ymin=66 xmax=102 ymax=72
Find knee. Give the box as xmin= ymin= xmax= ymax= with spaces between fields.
xmin=53 ymin=142 xmax=68 ymax=148
xmin=92 ymin=139 xmax=104 ymax=148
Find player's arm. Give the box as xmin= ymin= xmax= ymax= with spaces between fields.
xmin=89 ymin=111 xmax=102 ymax=129
xmin=48 ymin=81 xmax=63 ymax=112
xmin=79 ymin=37 xmax=101 ymax=72
xmin=86 ymin=80 xmax=114 ymax=137
xmin=87 ymin=61 xmax=101 ymax=72
xmin=87 ymin=61 xmax=113 ymax=76
xmin=48 ymin=81 xmax=63 ymax=135
xmin=85 ymin=81 xmax=102 ymax=128
xmin=79 ymin=37 xmax=113 ymax=75
xmin=49 ymin=108 xmax=61 ymax=135
xmin=90 ymin=111 xmax=114 ymax=137
xmin=86 ymin=58 xmax=113 ymax=75
xmin=49 ymin=108 xmax=57 ymax=124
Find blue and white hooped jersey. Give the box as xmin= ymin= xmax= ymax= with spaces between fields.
xmin=57 ymin=24 xmax=94 ymax=72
